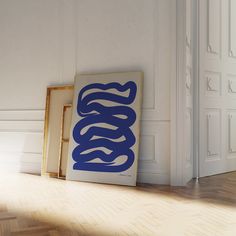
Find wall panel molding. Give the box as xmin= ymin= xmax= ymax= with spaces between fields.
xmin=142 ymin=0 xmax=171 ymax=121
xmin=206 ymin=109 xmax=221 ymax=159
xmin=207 ymin=0 xmax=221 ymax=56
xmin=227 ymin=74 xmax=236 ymax=96
xmin=229 ymin=0 xmax=236 ymax=58
xmin=0 ymin=110 xmax=45 ymax=121
xmin=0 ymin=109 xmax=44 ymax=174
xmin=76 ymin=0 xmax=171 ymax=122
xmin=228 ymin=112 xmax=236 ymax=153
xmin=185 ymin=109 xmax=192 ymax=163
xmin=138 ymin=121 xmax=170 ymax=184
xmin=0 ymin=121 xmax=44 ymax=133
xmin=139 ymin=135 xmax=155 ymax=161
xmin=205 ymin=71 xmax=221 ymax=96
xmin=186 ymin=0 xmax=192 ymax=49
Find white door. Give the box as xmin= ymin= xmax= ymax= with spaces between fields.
xmin=198 ymin=0 xmax=236 ymax=177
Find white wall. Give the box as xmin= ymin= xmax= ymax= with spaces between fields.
xmin=0 ymin=0 xmax=175 ymax=184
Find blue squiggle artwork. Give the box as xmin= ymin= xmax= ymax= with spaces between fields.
xmin=72 ymin=81 xmax=137 ymax=172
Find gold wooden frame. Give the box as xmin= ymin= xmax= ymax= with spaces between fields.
xmin=42 ymin=85 xmax=74 ymax=177
xmin=58 ymin=104 xmax=72 ymax=179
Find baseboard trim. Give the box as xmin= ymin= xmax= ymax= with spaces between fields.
xmin=137 ymin=172 xmax=170 ymax=185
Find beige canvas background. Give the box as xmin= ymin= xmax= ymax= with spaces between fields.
xmin=66 ymin=72 xmax=143 ymax=186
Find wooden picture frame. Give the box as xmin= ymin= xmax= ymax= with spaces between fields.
xmin=42 ymin=86 xmax=74 ymax=177
xmin=58 ymin=104 xmax=72 ymax=179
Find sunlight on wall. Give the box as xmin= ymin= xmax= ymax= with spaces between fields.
xmin=0 ymin=134 xmax=42 ymax=174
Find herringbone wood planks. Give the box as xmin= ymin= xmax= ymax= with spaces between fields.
xmin=0 ymin=172 xmax=235 ymax=235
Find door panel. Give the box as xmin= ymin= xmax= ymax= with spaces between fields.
xmin=206 ymin=110 xmax=221 ymax=158
xmin=208 ymin=0 xmax=220 ymax=54
xmin=229 ymin=0 xmax=236 ymax=58
xmin=228 ymin=113 xmax=236 ymax=153
xmin=199 ymin=0 xmax=236 ymax=177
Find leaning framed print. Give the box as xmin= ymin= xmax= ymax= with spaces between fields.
xmin=42 ymin=86 xmax=74 ymax=177
xmin=66 ymin=72 xmax=143 ymax=186
xmin=58 ymin=104 xmax=72 ymax=179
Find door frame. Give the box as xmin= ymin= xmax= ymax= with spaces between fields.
xmin=192 ymin=0 xmax=200 ymax=179
xmin=170 ymin=0 xmax=199 ymax=186
xmin=170 ymin=0 xmax=187 ymax=186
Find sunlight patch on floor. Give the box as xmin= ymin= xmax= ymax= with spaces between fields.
xmin=0 ymin=173 xmax=235 ymax=235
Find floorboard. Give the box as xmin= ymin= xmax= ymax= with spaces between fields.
xmin=0 ymin=172 xmax=235 ymax=235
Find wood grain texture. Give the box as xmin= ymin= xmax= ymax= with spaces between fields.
xmin=0 ymin=172 xmax=235 ymax=235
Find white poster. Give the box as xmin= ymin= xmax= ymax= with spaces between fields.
xmin=66 ymin=72 xmax=143 ymax=186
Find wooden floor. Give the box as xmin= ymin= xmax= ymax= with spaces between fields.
xmin=0 ymin=172 xmax=235 ymax=236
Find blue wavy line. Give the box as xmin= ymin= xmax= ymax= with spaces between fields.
xmin=72 ymin=81 xmax=137 ymax=172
